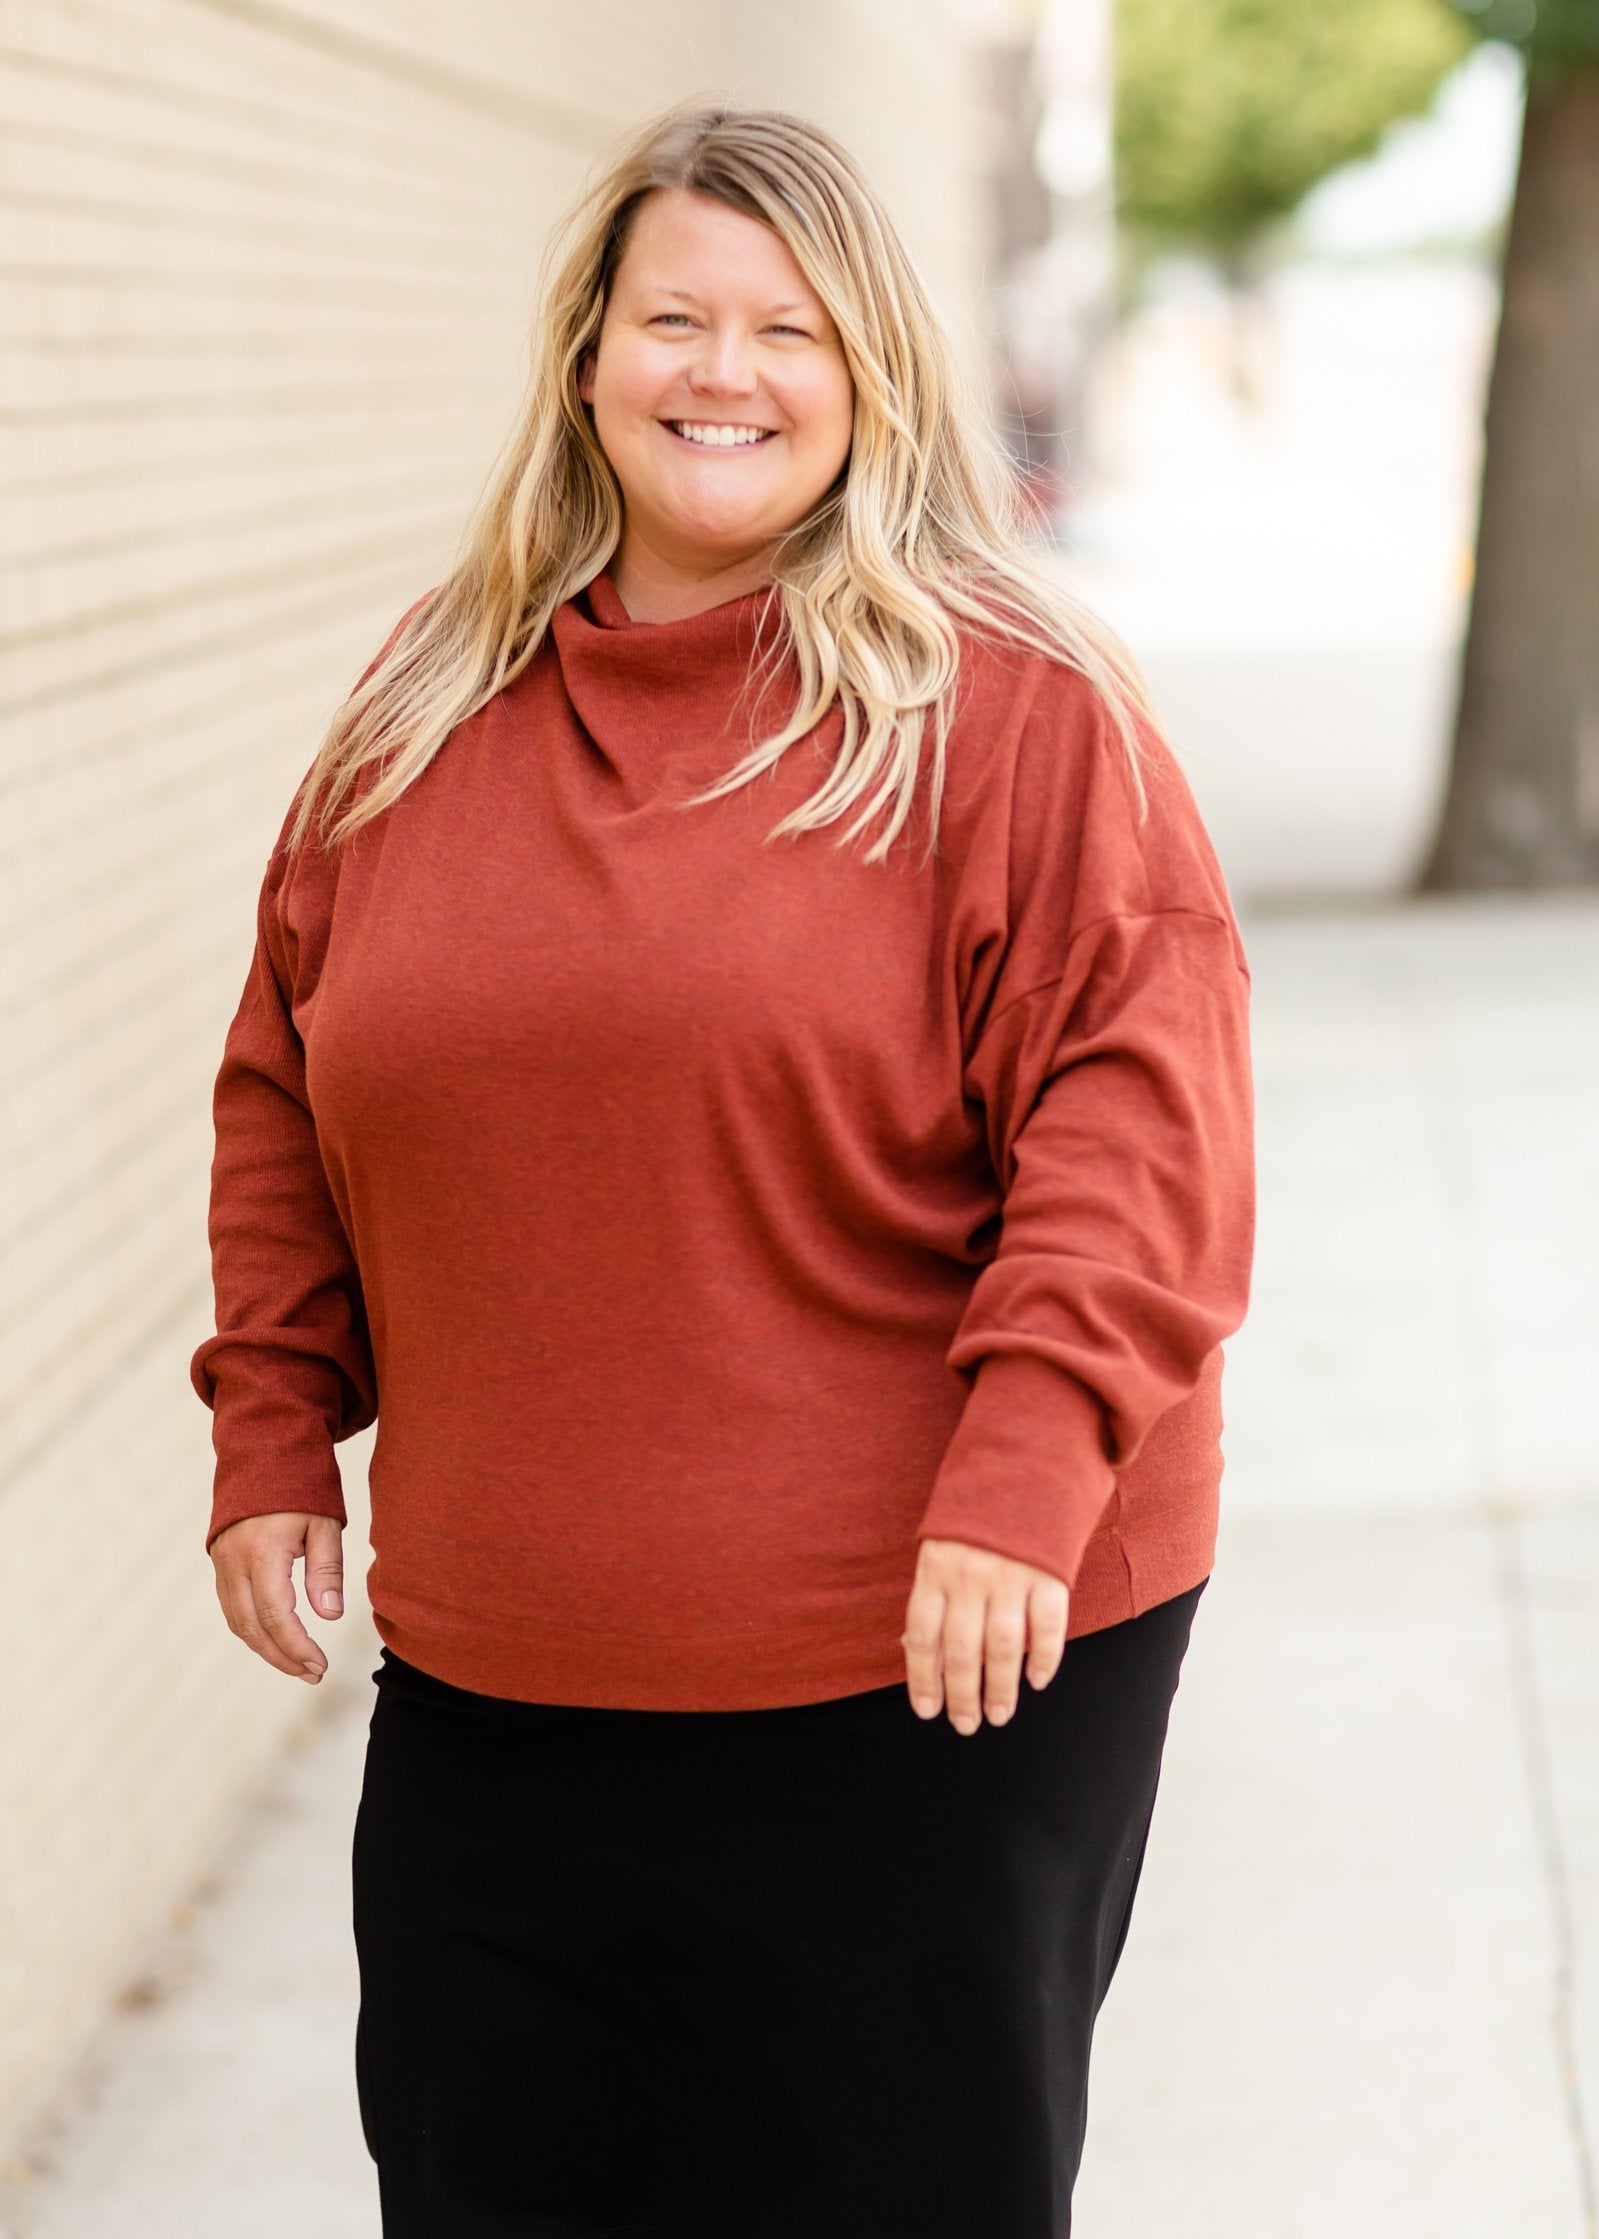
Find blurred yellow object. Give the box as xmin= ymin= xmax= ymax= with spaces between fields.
xmin=1454 ymin=540 xmax=1476 ymax=592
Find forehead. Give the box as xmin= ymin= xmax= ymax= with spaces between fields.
xmin=614 ymin=187 xmax=824 ymax=308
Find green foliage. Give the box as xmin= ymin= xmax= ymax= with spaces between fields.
xmin=1448 ymin=0 xmax=1599 ymax=76
xmin=1115 ymin=0 xmax=1473 ymax=259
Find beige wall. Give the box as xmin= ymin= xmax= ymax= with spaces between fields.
xmin=0 ymin=0 xmax=1000 ymax=2156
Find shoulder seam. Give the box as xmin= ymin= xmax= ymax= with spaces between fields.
xmin=981 ymin=908 xmax=1245 ymax=1035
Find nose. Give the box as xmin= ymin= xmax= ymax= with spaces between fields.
xmin=687 ymin=322 xmax=760 ymax=397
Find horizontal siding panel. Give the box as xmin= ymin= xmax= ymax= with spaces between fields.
xmin=0 ymin=126 xmax=520 ymax=240
xmin=0 ymin=1178 xmax=212 ymax=1473
xmin=4 ymin=845 xmax=266 ymax=1114
xmin=5 ymin=0 xmax=566 ymax=155
xmin=0 ymin=194 xmax=521 ymax=292
xmin=2 ymin=500 xmax=466 ymax=653
xmin=0 ymin=554 xmax=445 ymax=705
xmin=187 ymin=0 xmax=701 ymax=125
xmin=3 ymin=470 xmax=483 ymax=626
xmin=0 ymin=97 xmax=505 ymax=222
xmin=0 ymin=665 xmax=327 ymax=908
xmin=0 ymin=412 xmax=489 ymax=567
xmin=0 ymin=623 xmax=381 ymax=840
xmin=1 ymin=273 xmax=521 ymax=351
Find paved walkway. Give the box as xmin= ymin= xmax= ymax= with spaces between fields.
xmin=2 ymin=894 xmax=1595 ymax=2238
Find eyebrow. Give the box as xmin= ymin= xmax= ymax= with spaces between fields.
xmin=653 ymin=288 xmax=815 ymax=317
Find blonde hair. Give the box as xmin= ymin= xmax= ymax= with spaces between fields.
xmin=289 ymin=99 xmax=1161 ymax=865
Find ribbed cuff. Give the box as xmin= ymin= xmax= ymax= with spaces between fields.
xmin=916 ymin=1348 xmax=1117 ymax=1590
xmin=205 ymin=1414 xmax=349 ymax=1555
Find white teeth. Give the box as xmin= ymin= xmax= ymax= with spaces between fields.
xmin=671 ymin=422 xmax=771 ymax=447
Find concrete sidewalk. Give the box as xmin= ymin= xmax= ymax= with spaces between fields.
xmin=2 ymin=895 xmax=1595 ymax=2238
xmin=1077 ymin=894 xmax=1599 ymax=2239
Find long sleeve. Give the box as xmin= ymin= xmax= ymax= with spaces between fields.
xmin=917 ymin=680 xmax=1255 ymax=1590
xmin=190 ymin=594 xmax=436 ymax=1552
xmin=190 ymin=828 xmax=377 ymax=1552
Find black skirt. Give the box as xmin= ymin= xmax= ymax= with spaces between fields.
xmin=351 ymin=1576 xmax=1207 ymax=2239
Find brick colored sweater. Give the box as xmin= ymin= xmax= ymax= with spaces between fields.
xmin=191 ymin=570 xmax=1254 ymax=1710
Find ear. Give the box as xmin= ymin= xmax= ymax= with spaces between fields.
xmin=577 ymin=348 xmax=596 ymax=406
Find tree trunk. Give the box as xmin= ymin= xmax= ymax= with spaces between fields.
xmin=1419 ymin=68 xmax=1599 ymax=891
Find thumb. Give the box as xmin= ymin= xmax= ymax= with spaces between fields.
xmin=304 ymin=1514 xmax=345 ymax=1618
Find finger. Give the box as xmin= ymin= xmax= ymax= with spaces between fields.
xmin=1025 ymin=1576 xmax=1070 ymax=1692
xmin=212 ymin=1539 xmax=271 ymax=1653
xmin=304 ymin=1514 xmax=344 ymax=1619
xmin=940 ymin=1585 xmax=988 ymax=1737
xmin=900 ymin=1577 xmax=947 ymax=1719
xmin=225 ymin=1573 xmax=318 ymax=1681
xmin=981 ymin=1594 xmax=1030 ymax=1727
xmin=213 ymin=1557 xmax=254 ymax=1649
xmin=246 ymin=1543 xmax=325 ymax=1680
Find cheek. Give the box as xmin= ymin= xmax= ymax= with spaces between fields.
xmin=788 ymin=371 xmax=855 ymax=465
xmin=591 ymin=347 xmax=662 ymax=440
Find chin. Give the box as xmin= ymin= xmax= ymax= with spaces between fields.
xmin=660 ymin=509 xmax=776 ymax=551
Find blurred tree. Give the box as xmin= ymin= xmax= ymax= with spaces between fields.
xmin=1114 ymin=0 xmax=1471 ymax=274
xmin=1420 ymin=3 xmax=1599 ymax=888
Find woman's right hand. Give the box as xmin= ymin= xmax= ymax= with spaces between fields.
xmin=210 ymin=1512 xmax=344 ymax=1684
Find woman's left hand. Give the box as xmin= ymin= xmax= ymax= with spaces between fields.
xmin=902 ymin=1538 xmax=1069 ymax=1735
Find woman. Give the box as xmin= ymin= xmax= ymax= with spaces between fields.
xmin=193 ymin=101 xmax=1253 ymax=2239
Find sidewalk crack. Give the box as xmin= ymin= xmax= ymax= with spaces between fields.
xmin=1489 ymin=1511 xmax=1598 ymax=2239
xmin=1407 ymin=941 xmax=1598 ymax=2236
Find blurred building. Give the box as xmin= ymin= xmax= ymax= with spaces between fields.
xmin=0 ymin=0 xmax=1017 ymax=2157
xmin=985 ymin=0 xmax=1117 ymax=516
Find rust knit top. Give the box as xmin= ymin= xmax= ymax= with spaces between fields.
xmin=190 ymin=570 xmax=1255 ymax=1710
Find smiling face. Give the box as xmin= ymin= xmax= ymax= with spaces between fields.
xmin=577 ymin=187 xmax=855 ymax=618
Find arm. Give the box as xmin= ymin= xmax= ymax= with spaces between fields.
xmin=192 ymin=589 xmax=433 ymax=1677
xmin=903 ymin=667 xmax=1256 ymax=1731
xmin=190 ymin=833 xmax=377 ymax=1554
xmin=190 ymin=824 xmax=377 ymax=1683
xmin=918 ymin=907 xmax=1254 ymax=1586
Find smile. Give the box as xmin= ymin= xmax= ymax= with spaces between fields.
xmin=664 ymin=421 xmax=777 ymax=448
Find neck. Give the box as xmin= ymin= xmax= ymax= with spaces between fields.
xmin=608 ymin=528 xmax=777 ymax=624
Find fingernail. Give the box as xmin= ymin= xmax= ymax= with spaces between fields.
xmin=986 ymin=1703 xmax=1012 ymax=1725
xmin=302 ymin=1664 xmax=323 ymax=1683
xmin=320 ymin=1591 xmax=342 ymax=1615
xmin=911 ymin=1695 xmax=940 ymax=1719
xmin=952 ymin=1713 xmax=979 ymax=1736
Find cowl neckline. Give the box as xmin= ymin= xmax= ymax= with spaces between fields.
xmin=581 ymin=566 xmax=777 ymax=638
xmin=546 ymin=567 xmax=789 ymax=790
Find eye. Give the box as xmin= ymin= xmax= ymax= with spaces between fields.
xmin=651 ymin=313 xmax=694 ymax=328
xmin=768 ymin=324 xmax=812 ymax=339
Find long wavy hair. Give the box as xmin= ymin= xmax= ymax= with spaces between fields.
xmin=288 ymin=99 xmax=1162 ymax=865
